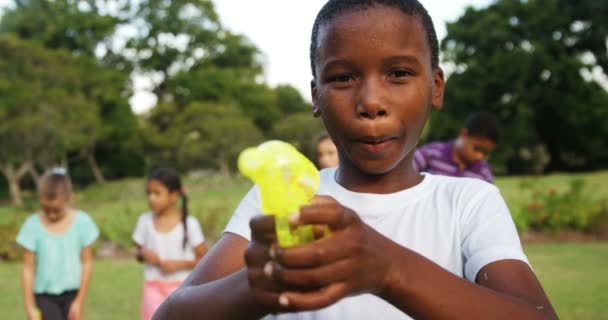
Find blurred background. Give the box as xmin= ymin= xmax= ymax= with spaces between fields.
xmin=0 ymin=0 xmax=606 ymax=319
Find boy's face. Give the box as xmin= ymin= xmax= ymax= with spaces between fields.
xmin=311 ymin=6 xmax=444 ymax=176
xmin=317 ymin=137 xmax=339 ymax=169
xmin=456 ymin=130 xmax=496 ymax=165
xmin=146 ymin=179 xmax=179 ymax=214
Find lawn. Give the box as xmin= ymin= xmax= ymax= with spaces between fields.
xmin=1 ymin=243 xmax=605 ymax=319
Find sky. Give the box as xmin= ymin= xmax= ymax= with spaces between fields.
xmin=0 ymin=0 xmax=494 ymax=113
xmin=132 ymin=0 xmax=494 ymax=112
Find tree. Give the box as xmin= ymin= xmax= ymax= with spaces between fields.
xmin=125 ymin=0 xmax=224 ymax=101
xmin=271 ymin=113 xmax=326 ymax=162
xmin=437 ymin=0 xmax=608 ymax=173
xmin=275 ymin=84 xmax=311 ymax=115
xmin=143 ymin=102 xmax=264 ymax=175
xmin=0 ymin=34 xmax=101 ymax=205
xmin=1 ymin=0 xmax=140 ymax=183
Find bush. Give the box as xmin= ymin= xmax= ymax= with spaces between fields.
xmin=517 ymin=179 xmax=606 ymax=233
xmin=0 ymin=207 xmax=27 ymax=261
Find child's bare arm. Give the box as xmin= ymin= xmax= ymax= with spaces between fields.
xmin=152 ymin=234 xmax=271 ymax=319
xmin=258 ymin=195 xmax=557 ymax=320
xmin=157 ymin=243 xmax=209 ymax=273
xmin=21 ymin=250 xmax=38 ymax=320
xmin=68 ymin=246 xmax=94 ymax=320
xmin=135 ymin=245 xmax=160 ymax=265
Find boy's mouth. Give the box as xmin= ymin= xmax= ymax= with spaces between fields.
xmin=356 ymin=135 xmax=396 ymax=153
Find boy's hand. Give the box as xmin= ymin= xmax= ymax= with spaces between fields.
xmin=244 ymin=213 xmax=289 ymax=313
xmin=247 ymin=195 xmax=397 ymax=312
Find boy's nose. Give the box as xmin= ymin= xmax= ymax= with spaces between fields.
xmin=356 ymin=79 xmax=387 ymax=119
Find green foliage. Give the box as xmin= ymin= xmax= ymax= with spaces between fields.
xmin=0 ymin=0 xmax=140 ymax=185
xmin=516 ymin=179 xmax=607 ymax=232
xmin=0 ymin=34 xmax=101 ymax=166
xmin=0 ymin=208 xmax=26 ymax=261
xmin=143 ymin=102 xmax=265 ymax=173
xmin=275 ymin=84 xmax=311 ymax=115
xmin=437 ymin=0 xmax=608 ymax=173
xmin=0 ymin=0 xmax=123 ymax=57
xmin=271 ymin=112 xmax=326 ymax=161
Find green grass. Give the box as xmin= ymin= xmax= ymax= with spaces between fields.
xmin=0 ymin=260 xmax=143 ymax=320
xmin=1 ymin=170 xmax=606 ymax=248
xmin=525 ymin=243 xmax=608 ymax=319
xmin=1 ymin=243 xmax=605 ymax=319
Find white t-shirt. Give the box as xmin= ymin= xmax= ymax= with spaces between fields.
xmin=132 ymin=213 xmax=205 ymax=281
xmin=224 ymin=168 xmax=529 ymax=320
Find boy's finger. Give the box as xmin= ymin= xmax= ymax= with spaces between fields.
xmin=296 ymin=202 xmax=357 ymax=231
xmin=273 ymin=237 xmax=352 ymax=268
xmin=244 ymin=242 xmax=272 ymax=267
xmin=309 ymin=195 xmax=337 ymax=205
xmin=279 ymin=282 xmax=349 ymax=310
xmin=271 ymin=258 xmax=351 ymax=288
xmin=250 ymin=215 xmax=276 ymax=243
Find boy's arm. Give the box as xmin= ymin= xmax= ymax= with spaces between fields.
xmin=265 ymin=197 xmax=558 ymax=320
xmin=379 ymin=244 xmax=558 ymax=320
xmin=152 ymin=233 xmax=269 ymax=320
xmin=21 ymin=250 xmax=38 ymax=320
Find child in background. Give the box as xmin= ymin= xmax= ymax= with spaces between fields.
xmin=315 ymin=132 xmax=339 ymax=169
xmin=17 ymin=168 xmax=99 ymax=320
xmin=132 ymin=167 xmax=208 ymax=320
xmin=153 ymin=1 xmax=557 ymax=319
xmin=413 ymin=111 xmax=500 ymax=182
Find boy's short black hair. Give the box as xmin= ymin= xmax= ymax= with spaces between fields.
xmin=464 ymin=111 xmax=501 ymax=143
xmin=310 ymin=0 xmax=439 ymax=78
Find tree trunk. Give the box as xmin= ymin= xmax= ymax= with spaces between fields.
xmin=1 ymin=162 xmax=31 ymax=207
xmin=86 ymin=148 xmax=105 ymax=184
xmin=217 ymin=158 xmax=230 ymax=177
xmin=29 ymin=165 xmax=40 ymax=186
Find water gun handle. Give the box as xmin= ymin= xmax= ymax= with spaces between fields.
xmin=238 ymin=140 xmax=320 ymax=247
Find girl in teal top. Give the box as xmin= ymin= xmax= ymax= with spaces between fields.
xmin=16 ymin=168 xmax=99 ymax=320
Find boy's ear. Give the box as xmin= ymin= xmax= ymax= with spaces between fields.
xmin=431 ymin=68 xmax=445 ymax=110
xmin=311 ymin=80 xmax=321 ymax=117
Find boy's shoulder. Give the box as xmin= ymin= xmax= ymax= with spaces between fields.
xmin=417 ymin=141 xmax=452 ymax=157
xmin=424 ymin=174 xmax=500 ymax=207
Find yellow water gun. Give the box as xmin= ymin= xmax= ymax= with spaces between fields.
xmin=238 ymin=140 xmax=320 ymax=247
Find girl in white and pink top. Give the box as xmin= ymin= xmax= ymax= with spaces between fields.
xmin=132 ymin=167 xmax=207 ymax=320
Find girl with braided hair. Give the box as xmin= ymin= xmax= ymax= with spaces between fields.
xmin=132 ymin=167 xmax=207 ymax=320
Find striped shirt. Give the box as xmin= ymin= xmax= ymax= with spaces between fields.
xmin=413 ymin=141 xmax=494 ymax=183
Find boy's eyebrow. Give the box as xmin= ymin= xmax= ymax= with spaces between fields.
xmin=320 ymin=59 xmax=355 ymax=74
xmin=383 ymin=55 xmax=422 ymax=67
xmin=320 ymin=55 xmax=423 ymax=74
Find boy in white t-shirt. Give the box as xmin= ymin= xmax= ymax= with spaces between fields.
xmin=133 ymin=167 xmax=207 ymax=320
xmin=152 ymin=1 xmax=557 ymax=319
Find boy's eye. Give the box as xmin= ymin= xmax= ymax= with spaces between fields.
xmin=388 ymin=69 xmax=413 ymax=79
xmin=329 ymin=74 xmax=355 ymax=83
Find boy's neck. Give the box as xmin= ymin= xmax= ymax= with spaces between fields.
xmin=336 ymin=162 xmax=422 ymax=194
xmin=451 ymin=141 xmax=467 ymax=171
